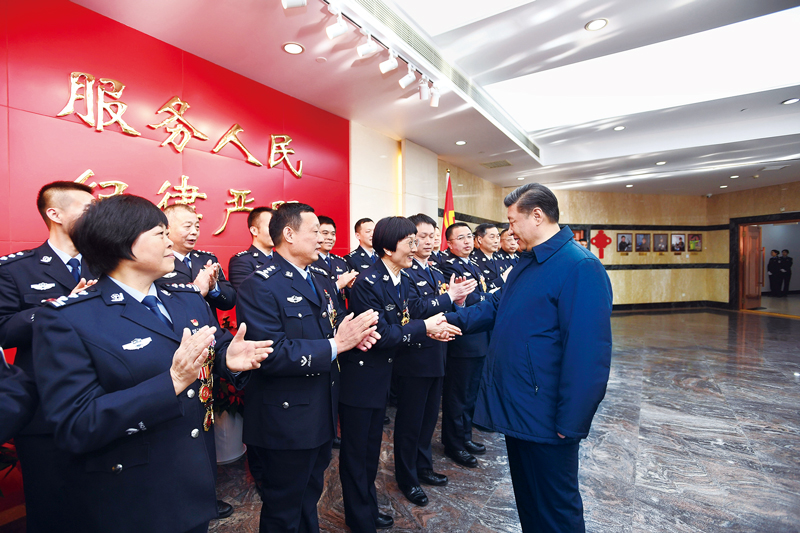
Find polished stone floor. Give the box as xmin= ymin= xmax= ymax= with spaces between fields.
xmin=209 ymin=310 xmax=800 ymax=533
xmin=758 ymin=294 xmax=800 ymax=317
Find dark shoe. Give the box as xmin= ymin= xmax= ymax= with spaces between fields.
xmin=216 ymin=500 xmax=234 ymax=519
xmin=375 ymin=513 xmax=394 ymax=529
xmin=464 ymin=440 xmax=486 ymax=455
xmin=332 ymin=436 xmax=341 ymax=449
xmin=400 ymin=485 xmax=429 ymax=506
xmin=418 ymin=469 xmax=448 ymax=486
xmin=384 ymin=416 xmax=391 ymax=426
xmin=445 ymin=449 xmax=478 ymax=468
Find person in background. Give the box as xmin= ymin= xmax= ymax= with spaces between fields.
xmin=33 ymin=194 xmax=271 ymax=533
xmin=768 ymin=249 xmax=782 ymax=296
xmin=229 ymin=207 xmax=274 ymax=292
xmin=471 ymin=223 xmax=505 ymax=291
xmin=443 ymin=183 xmax=613 ymax=533
xmin=314 ymin=215 xmax=358 ymax=310
xmin=780 ymin=249 xmax=793 ymax=297
xmin=346 ymin=218 xmax=377 ymax=273
xmin=0 ymin=180 xmax=95 ymax=533
xmin=497 ymin=227 xmax=519 ymax=270
xmin=430 ymin=226 xmax=443 ymax=266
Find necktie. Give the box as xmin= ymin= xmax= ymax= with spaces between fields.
xmin=182 ymin=256 xmax=192 ymax=270
xmin=142 ymin=296 xmax=173 ymax=328
xmin=304 ymin=269 xmax=318 ymax=298
xmin=325 ymin=255 xmax=332 ymax=270
xmin=370 ymin=253 xmax=377 ymax=264
xmin=425 ymin=266 xmax=436 ymax=287
xmin=67 ymin=258 xmax=81 ymax=283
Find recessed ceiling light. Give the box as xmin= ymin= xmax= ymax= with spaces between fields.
xmin=316 ymin=57 xmax=327 ymax=63
xmin=281 ymin=0 xmax=306 ymax=8
xmin=730 ymin=175 xmax=739 ymax=179
xmin=457 ymin=183 xmax=464 ymax=186
xmin=517 ymin=177 xmax=525 ymax=180
xmin=655 ymin=161 xmax=666 ymax=166
xmin=626 ymin=184 xmax=633 ymax=188
xmin=585 ymin=19 xmax=608 ymax=31
xmin=455 ymin=141 xmax=467 ymax=146
xmin=283 ymin=42 xmax=304 ymax=55
xmin=782 ymin=98 xmax=799 ymax=105
xmin=720 ymin=185 xmax=728 ymax=189
xmin=613 ymin=126 xmax=625 ymax=131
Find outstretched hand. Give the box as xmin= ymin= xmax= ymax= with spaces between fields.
xmin=447 ymin=274 xmax=477 ymax=306
xmin=225 ymin=322 xmax=273 ymax=372
xmin=70 ymin=278 xmax=97 ymax=295
xmin=423 ymin=313 xmax=461 ymax=341
xmin=170 ymin=326 xmax=216 ymax=395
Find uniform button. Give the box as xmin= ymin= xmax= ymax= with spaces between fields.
xmin=191 ymin=429 xmax=200 ymax=438
xmin=187 ymin=389 xmax=195 ymax=398
xmin=358 ymin=361 xmax=364 ymax=366
xmin=332 ymin=381 xmax=335 ymax=386
xmin=388 ymin=358 xmax=393 ymax=363
xmin=282 ymin=402 xmax=289 ymax=409
xmin=298 ymin=313 xmax=302 ymax=317
xmin=397 ymin=312 xmax=401 ymax=318
xmin=322 ymin=312 xmax=327 ymax=318
xmin=112 ymin=464 xmax=123 ymax=474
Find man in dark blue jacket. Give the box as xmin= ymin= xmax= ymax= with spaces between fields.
xmin=228 ymin=207 xmax=274 ymax=291
xmin=445 ymin=183 xmax=613 ymax=533
xmin=0 ymin=347 xmax=37 ymax=444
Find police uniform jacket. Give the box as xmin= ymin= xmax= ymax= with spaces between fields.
xmin=339 ymin=259 xmax=428 ymax=409
xmin=445 ymin=226 xmax=613 ymax=445
xmin=495 ymin=251 xmax=518 ymax=272
xmin=438 ymin=254 xmax=489 ymax=358
xmin=31 ymin=275 xmax=243 ymax=533
xmin=313 ymin=252 xmax=349 ymax=310
xmin=0 ymin=350 xmax=37 ymax=443
xmin=396 ymin=260 xmax=453 ymax=378
xmin=0 ymin=242 xmax=96 ymax=434
xmin=471 ymin=249 xmax=506 ymax=291
xmin=345 ymin=245 xmax=376 ymax=273
xmin=780 ymin=255 xmax=793 ymax=274
xmin=228 ymin=245 xmax=272 ymax=292
xmin=236 ymin=251 xmax=343 ymax=450
xmin=160 ymin=249 xmax=236 ymax=311
xmin=768 ymin=256 xmax=781 ymax=276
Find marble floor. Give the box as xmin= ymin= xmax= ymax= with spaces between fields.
xmin=757 ymin=294 xmax=800 ymax=318
xmin=210 ymin=309 xmax=800 ymax=533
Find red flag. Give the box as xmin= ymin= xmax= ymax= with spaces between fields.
xmin=441 ymin=169 xmax=455 ymax=251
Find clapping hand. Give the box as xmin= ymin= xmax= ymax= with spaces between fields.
xmin=446 ymin=274 xmax=477 ymax=306
xmin=334 ymin=310 xmax=380 ymax=353
xmin=225 ymin=322 xmax=273 ymax=372
xmin=170 ymin=326 xmax=216 ymax=395
xmin=70 ymin=278 xmax=98 ymax=295
xmin=336 ymin=270 xmax=359 ymax=290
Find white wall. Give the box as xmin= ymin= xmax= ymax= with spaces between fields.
xmin=761 ymin=222 xmax=800 ymax=292
xmin=401 ymin=140 xmax=439 ymax=218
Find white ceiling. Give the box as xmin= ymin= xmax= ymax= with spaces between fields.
xmin=73 ymin=0 xmax=800 ymax=197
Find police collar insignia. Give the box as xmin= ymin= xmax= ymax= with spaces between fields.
xmin=193 ymin=252 xmax=200 ymax=257
xmin=383 ymin=275 xmax=389 ymax=281
xmin=123 ymin=337 xmax=152 ymax=350
xmin=161 ymin=289 xmax=171 ymax=296
xmin=110 ymin=293 xmax=124 ymax=302
xmin=287 ymin=295 xmax=303 ymax=303
xmin=163 ymin=272 xmax=177 ymax=278
xmin=41 ymin=255 xmax=53 ymax=263
xmin=31 ymin=282 xmax=56 ymax=291
xmin=285 ymin=270 xmax=294 ymax=278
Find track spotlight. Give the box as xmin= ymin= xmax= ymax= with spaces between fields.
xmin=379 ymin=51 xmax=398 ymax=74
xmin=430 ymin=85 xmax=440 ymax=107
xmin=398 ymin=64 xmax=416 ymax=89
xmin=357 ymin=32 xmax=378 ymax=58
xmin=281 ymin=0 xmax=307 ymax=8
xmin=419 ymin=76 xmax=430 ymax=100
xmin=326 ymin=14 xmax=347 ymax=40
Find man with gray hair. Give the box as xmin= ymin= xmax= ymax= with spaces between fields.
xmin=444 ymin=183 xmax=613 ymax=532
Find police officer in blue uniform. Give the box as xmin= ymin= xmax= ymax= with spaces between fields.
xmin=32 ymin=195 xmax=271 ymax=533
xmin=160 ymin=204 xmax=236 ymax=314
xmin=228 ymin=207 xmax=274 ymax=292
xmin=438 ymin=222 xmax=491 ymax=468
xmin=236 ymin=203 xmax=380 ymax=533
xmin=345 ymin=218 xmax=377 ymax=273
xmin=393 ymin=214 xmax=477 ymax=507
xmin=1 ymin=347 xmax=37 ymax=444
xmin=0 ymin=181 xmax=95 ymax=533
xmin=314 ymin=215 xmax=358 ymax=311
xmin=471 ymin=223 xmax=506 ymax=291
xmin=339 ymin=216 xmax=461 ymax=532
xmin=496 ymin=227 xmax=519 ymax=271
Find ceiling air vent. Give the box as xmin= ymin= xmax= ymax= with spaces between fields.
xmin=480 ymin=160 xmax=512 ymax=169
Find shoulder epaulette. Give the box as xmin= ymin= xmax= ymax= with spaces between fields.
xmin=0 ymin=250 xmax=34 ymax=265
xmin=331 ymin=253 xmax=344 ymax=261
xmin=364 ymin=274 xmax=375 ymax=285
xmin=400 ymin=270 xmax=409 ymax=277
xmin=193 ymin=249 xmax=214 ymax=255
xmin=164 ymin=283 xmax=201 ymax=292
xmin=46 ymin=289 xmax=99 ymax=308
xmin=430 ymin=265 xmax=443 ymax=275
xmin=346 ymin=250 xmax=358 ymax=257
xmin=255 ymin=264 xmax=280 ymax=280
xmin=235 ymin=250 xmax=251 ymax=257
xmin=309 ymin=265 xmax=327 ymax=275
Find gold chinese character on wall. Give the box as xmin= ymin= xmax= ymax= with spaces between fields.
xmin=213 ymin=189 xmax=255 ymax=235
xmin=149 ymin=96 xmax=208 ymax=152
xmin=268 ymin=135 xmax=303 ymax=178
xmin=57 ymin=72 xmax=140 ymax=136
xmin=212 ymin=124 xmax=263 ymax=166
xmin=156 ymin=175 xmax=208 ymax=218
xmin=74 ymin=169 xmax=129 ymax=198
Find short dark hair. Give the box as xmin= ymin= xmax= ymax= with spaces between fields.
xmin=373 ymin=217 xmax=417 ymax=258
xmin=318 ymin=216 xmax=336 ymax=229
xmin=36 ymin=181 xmax=93 ymax=228
xmin=500 ymin=228 xmax=510 ymax=238
xmin=772 ymin=249 xmax=779 ymax=254
xmin=354 ymin=218 xmax=373 ymax=233
xmin=163 ymin=204 xmax=196 ymax=217
xmin=247 ymin=207 xmax=274 ymax=229
xmin=445 ymin=222 xmax=470 ymax=241
xmin=71 ymin=195 xmax=168 ymax=276
xmin=782 ymin=249 xmax=790 ymax=254
xmin=474 ymin=223 xmax=497 ymax=238
xmin=504 ymin=183 xmax=559 ymax=223
xmin=269 ymin=202 xmax=315 ymax=246
xmin=408 ymin=213 xmax=436 ymax=229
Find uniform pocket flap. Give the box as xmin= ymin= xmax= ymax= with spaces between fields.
xmin=85 ymin=443 xmax=150 ymax=474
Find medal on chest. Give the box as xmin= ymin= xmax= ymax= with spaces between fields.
xmin=437 ymin=280 xmax=448 ymax=295
xmin=479 ymin=275 xmax=487 ymax=293
xmin=323 ymin=289 xmax=341 ymax=371
xmin=198 ymin=341 xmax=216 ymax=431
xmin=401 ymin=300 xmax=410 ymax=326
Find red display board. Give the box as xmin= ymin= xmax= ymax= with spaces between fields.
xmin=0 ymin=0 xmax=350 ymax=262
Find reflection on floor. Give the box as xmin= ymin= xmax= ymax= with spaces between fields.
xmin=757 ymin=294 xmax=800 ymax=317
xmin=210 ymin=310 xmax=800 ymax=532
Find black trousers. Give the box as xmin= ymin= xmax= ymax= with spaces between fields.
xmin=441 ymin=356 xmax=485 ymax=452
xmin=781 ymin=272 xmax=792 ymax=296
xmin=15 ymin=433 xmax=82 ymax=533
xmin=505 ymin=436 xmax=585 ymax=533
xmin=393 ymin=375 xmax=443 ymax=488
xmin=250 ymin=441 xmax=333 ymax=533
xmin=769 ymin=273 xmax=782 ymax=295
xmin=339 ymin=403 xmax=386 ymax=533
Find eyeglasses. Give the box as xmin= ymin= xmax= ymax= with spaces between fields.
xmin=449 ymin=235 xmax=474 ymax=243
xmin=405 ymin=238 xmax=419 ymax=248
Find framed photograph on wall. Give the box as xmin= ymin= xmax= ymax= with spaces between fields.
xmin=653 ymin=233 xmax=668 ymax=252
xmin=617 ymin=233 xmax=633 ymax=252
xmin=635 ymin=233 xmax=651 ymax=252
xmin=688 ymin=233 xmax=703 ymax=252
xmin=671 ymin=234 xmax=686 ymax=252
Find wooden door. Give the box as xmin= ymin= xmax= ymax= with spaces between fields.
xmin=740 ymin=225 xmax=763 ymax=309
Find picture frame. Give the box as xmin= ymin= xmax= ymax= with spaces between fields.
xmin=653 ymin=234 xmax=668 ymax=252
xmin=635 ymin=233 xmax=651 ymax=252
xmin=688 ymin=233 xmax=702 ymax=252
xmin=617 ymin=233 xmax=633 ymax=252
xmin=671 ymin=234 xmax=686 ymax=252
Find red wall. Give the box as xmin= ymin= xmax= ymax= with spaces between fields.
xmin=0 ymin=0 xmax=350 ymax=261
